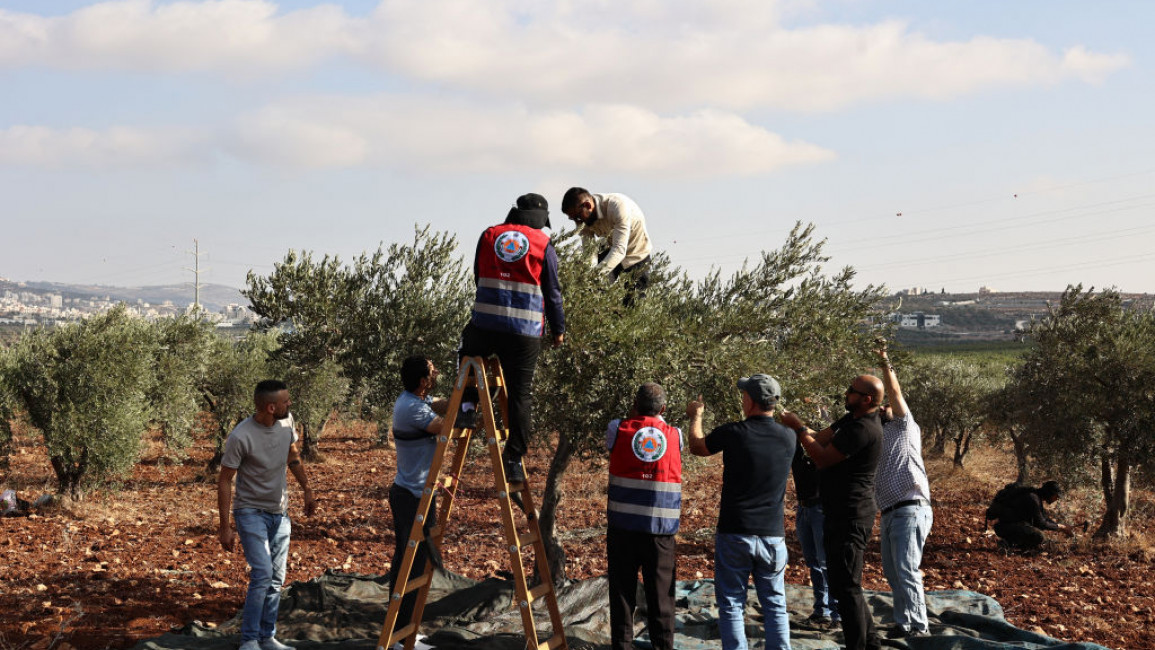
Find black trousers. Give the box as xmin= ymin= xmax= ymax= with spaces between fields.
xmin=459 ymin=323 xmax=541 ymax=459
xmin=600 ymin=252 xmax=651 ymax=305
xmin=607 ymin=527 xmax=677 ymax=650
xmin=825 ymin=518 xmax=882 ymax=650
xmin=994 ymin=522 xmax=1045 ymax=549
xmin=388 ymin=483 xmax=437 ymax=632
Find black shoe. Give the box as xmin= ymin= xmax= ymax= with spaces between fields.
xmin=504 ymin=457 xmax=525 ymax=483
xmin=454 ymin=408 xmax=478 ymax=430
xmin=805 ymin=613 xmax=832 ymax=628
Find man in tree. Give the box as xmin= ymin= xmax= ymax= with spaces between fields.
xmin=218 ymin=380 xmax=316 ymax=650
xmin=561 ymin=187 xmax=652 ymax=301
xmin=782 ymin=374 xmax=885 ymax=650
xmin=686 ymin=375 xmax=795 ymax=650
xmin=605 ymin=383 xmax=683 ymax=650
xmin=386 ymin=356 xmax=447 ymax=644
xmin=875 ymin=345 xmax=932 ymax=638
xmin=988 ymin=480 xmax=1074 ymax=550
xmin=460 ymin=193 xmax=565 ymax=483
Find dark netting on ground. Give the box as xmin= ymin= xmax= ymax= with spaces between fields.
xmin=131 ymin=570 xmax=1112 ymax=650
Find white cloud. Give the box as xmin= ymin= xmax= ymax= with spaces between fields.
xmin=230 ymin=96 xmax=835 ymax=176
xmin=1 ymin=97 xmax=832 ymax=177
xmin=0 ymin=124 xmax=211 ymax=167
xmin=0 ymin=0 xmax=355 ymax=74
xmin=0 ymin=1 xmax=1131 ymax=110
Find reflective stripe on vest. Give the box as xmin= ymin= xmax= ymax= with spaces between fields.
xmin=607 ymin=416 xmax=682 ymax=535
xmin=471 ymin=224 xmax=549 ymax=337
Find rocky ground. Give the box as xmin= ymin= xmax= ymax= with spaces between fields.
xmin=2 ymin=420 xmax=1153 ymax=649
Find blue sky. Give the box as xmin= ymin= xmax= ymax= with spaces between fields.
xmin=1 ymin=0 xmax=1152 ymax=294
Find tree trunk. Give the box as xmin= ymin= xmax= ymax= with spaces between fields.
xmin=537 ymin=431 xmax=573 ymax=586
xmin=951 ymin=430 xmax=973 ymax=467
xmin=1095 ymin=456 xmax=1130 ymax=538
xmin=1099 ymin=455 xmax=1114 ymax=505
xmin=301 ymin=422 xmax=318 ymax=461
xmin=931 ymin=427 xmax=947 ymax=456
xmin=1009 ymin=429 xmax=1030 ymax=483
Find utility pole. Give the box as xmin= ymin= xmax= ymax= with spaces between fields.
xmin=185 ymin=239 xmax=207 ymax=313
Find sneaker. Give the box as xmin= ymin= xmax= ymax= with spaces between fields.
xmin=910 ymin=628 xmax=931 ymax=637
xmin=239 ymin=641 xmax=261 ymax=650
xmin=885 ymin=626 xmax=914 ymax=639
xmin=259 ymin=638 xmax=294 ymax=650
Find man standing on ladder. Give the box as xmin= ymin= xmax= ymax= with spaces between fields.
xmin=459 ymin=192 xmax=566 ymax=483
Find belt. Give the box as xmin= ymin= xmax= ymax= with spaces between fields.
xmin=880 ymin=498 xmax=928 ymax=515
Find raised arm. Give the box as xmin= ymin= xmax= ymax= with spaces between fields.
xmin=685 ymin=396 xmax=712 ymax=457
xmin=877 ymin=344 xmax=908 ymax=418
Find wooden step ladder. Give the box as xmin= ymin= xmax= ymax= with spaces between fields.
xmin=376 ymin=355 xmax=569 ymax=650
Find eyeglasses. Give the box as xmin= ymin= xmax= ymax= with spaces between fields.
xmin=846 ymin=385 xmax=870 ymax=398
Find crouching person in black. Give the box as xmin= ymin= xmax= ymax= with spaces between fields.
xmin=987 ymin=480 xmax=1075 ymax=550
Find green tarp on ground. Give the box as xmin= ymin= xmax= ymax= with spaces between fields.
xmin=131 ymin=570 xmax=1111 ymax=650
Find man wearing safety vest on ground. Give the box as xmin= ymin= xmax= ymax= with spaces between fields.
xmin=605 ymin=382 xmax=683 ymax=650
xmin=459 ymin=193 xmax=565 ymax=483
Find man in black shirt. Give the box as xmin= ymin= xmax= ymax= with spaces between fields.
xmin=989 ymin=480 xmax=1074 ymax=549
xmin=687 ymin=374 xmax=795 ymax=650
xmin=782 ymin=374 xmax=885 ymax=650
xmin=791 ymin=437 xmax=839 ymax=627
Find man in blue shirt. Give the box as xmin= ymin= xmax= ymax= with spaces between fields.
xmin=387 ymin=356 xmax=446 ymax=639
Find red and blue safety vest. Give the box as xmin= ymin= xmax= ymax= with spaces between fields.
xmin=471 ymin=224 xmax=550 ymax=337
xmin=607 ymin=415 xmax=682 ymax=535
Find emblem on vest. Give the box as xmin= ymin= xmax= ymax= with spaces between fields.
xmin=494 ymin=231 xmax=531 ymax=263
xmin=631 ymin=426 xmax=667 ymax=462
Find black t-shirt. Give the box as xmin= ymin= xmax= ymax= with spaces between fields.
xmin=705 ymin=415 xmax=795 ymax=536
xmin=791 ymin=442 xmax=821 ymax=505
xmin=819 ymin=411 xmax=883 ymax=522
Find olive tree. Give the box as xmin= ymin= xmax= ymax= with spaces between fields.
xmin=533 ymin=222 xmax=887 ymax=581
xmin=146 ymin=314 xmax=217 ymax=460
xmin=1005 ymin=286 xmax=1155 ymax=538
xmin=902 ymin=356 xmax=1002 ymax=467
xmin=245 ymin=225 xmax=470 ymax=446
xmin=2 ymin=306 xmax=155 ymax=496
xmin=200 ymin=329 xmax=278 ymax=471
xmin=0 ymin=366 xmax=15 ymax=470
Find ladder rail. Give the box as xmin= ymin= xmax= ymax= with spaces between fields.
xmin=376 ymin=355 xmax=568 ymax=650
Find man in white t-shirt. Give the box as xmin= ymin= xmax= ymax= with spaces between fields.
xmin=218 ymin=380 xmax=316 ymax=650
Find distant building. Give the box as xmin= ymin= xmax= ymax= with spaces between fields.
xmin=978 ymin=286 xmax=996 ymax=295
xmin=890 ymin=312 xmax=941 ymax=329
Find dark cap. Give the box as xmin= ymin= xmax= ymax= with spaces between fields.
xmin=737 ymin=374 xmax=781 ymax=404
xmin=505 ymin=192 xmax=551 ymax=229
xmin=517 ymin=193 xmax=548 ymax=211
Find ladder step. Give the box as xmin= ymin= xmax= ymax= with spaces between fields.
xmin=399 ymin=573 xmax=430 ymax=595
xmin=391 ymin=621 xmax=418 ymax=639
xmin=518 ymin=532 xmax=540 ymax=548
xmin=533 ymin=634 xmax=567 ymax=650
xmin=528 ymin=582 xmax=553 ymax=602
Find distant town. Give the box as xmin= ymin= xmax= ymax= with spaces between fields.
xmin=0 ymin=277 xmax=254 ymax=328
xmin=2 ymin=277 xmax=1151 ymax=342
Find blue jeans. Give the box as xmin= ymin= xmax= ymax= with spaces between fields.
xmin=714 ymin=533 xmax=790 ymax=650
xmin=795 ymin=505 xmax=838 ymax=620
xmin=235 ymin=508 xmax=292 ymax=642
xmin=880 ymin=503 xmax=932 ymax=632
